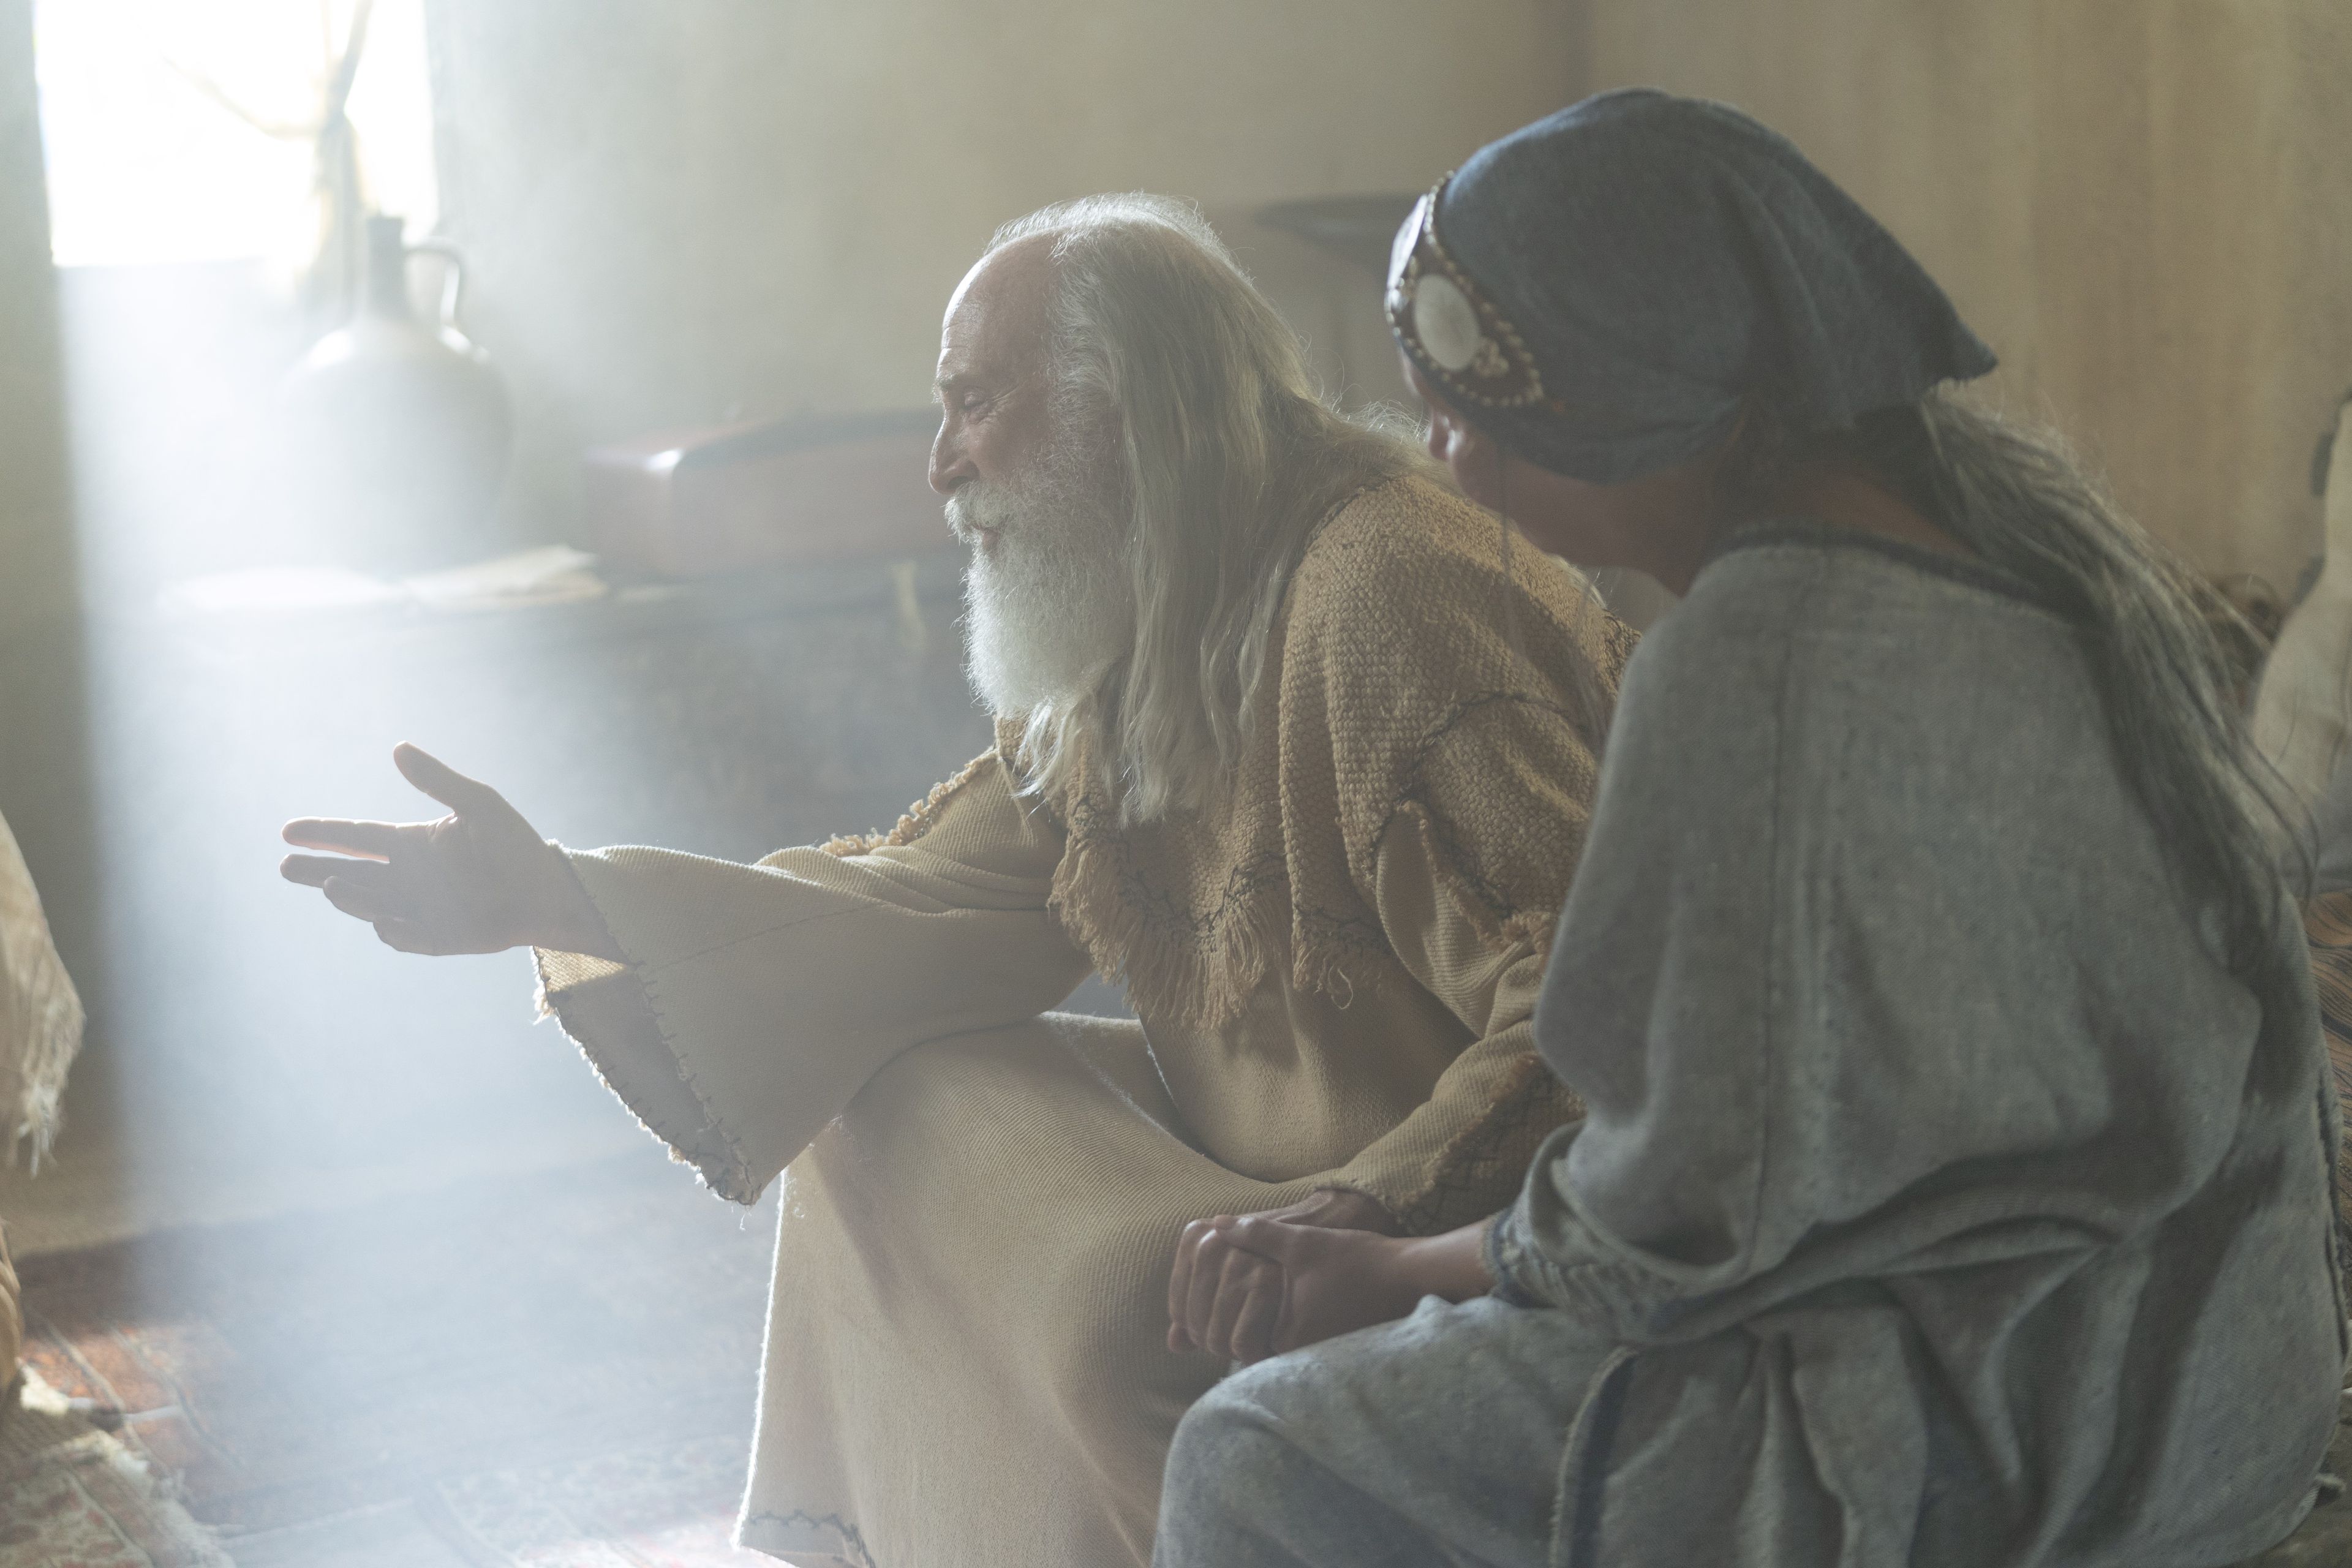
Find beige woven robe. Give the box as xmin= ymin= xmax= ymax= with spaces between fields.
xmin=535 ymin=474 xmax=1629 ymax=1567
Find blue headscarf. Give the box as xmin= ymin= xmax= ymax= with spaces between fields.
xmin=1394 ymin=89 xmax=1996 ymax=482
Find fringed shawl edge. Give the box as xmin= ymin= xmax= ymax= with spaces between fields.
xmin=1045 ymin=797 xmax=1559 ymax=1032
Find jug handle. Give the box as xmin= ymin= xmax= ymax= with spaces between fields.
xmin=405 ymin=237 xmax=469 ymax=335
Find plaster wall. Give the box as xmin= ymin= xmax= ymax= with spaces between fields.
xmin=1581 ymin=0 xmax=2352 ymax=592
xmin=0 ymin=0 xmax=92 ymax=978
xmin=419 ymin=0 xmax=1584 ymax=544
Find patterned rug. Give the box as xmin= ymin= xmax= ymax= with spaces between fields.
xmin=1 ymin=1366 xmax=229 ymax=1567
xmin=12 ymin=1148 xmax=780 ymax=1567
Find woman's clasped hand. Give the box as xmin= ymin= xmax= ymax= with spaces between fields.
xmin=1167 ymin=1207 xmax=1496 ymax=1364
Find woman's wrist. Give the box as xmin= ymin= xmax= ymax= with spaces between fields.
xmin=1389 ymin=1219 xmax=1499 ymax=1304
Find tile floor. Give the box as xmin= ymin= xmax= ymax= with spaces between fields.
xmin=15 ymin=1148 xmax=780 ymax=1566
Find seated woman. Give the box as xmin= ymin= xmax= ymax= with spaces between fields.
xmin=1158 ymin=89 xmax=2345 ymax=1568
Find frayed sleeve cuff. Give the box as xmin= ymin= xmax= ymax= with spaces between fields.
xmin=1487 ymin=1183 xmax=1558 ymax=1308
xmin=533 ymin=946 xmax=764 ymax=1204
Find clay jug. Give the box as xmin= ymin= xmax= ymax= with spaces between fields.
xmin=282 ymin=214 xmax=513 ymax=573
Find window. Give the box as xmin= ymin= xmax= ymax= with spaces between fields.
xmin=34 ymin=0 xmax=437 ymax=270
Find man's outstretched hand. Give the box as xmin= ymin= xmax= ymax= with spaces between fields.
xmin=280 ymin=744 xmax=622 ymax=960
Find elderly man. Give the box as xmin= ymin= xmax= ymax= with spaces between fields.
xmin=281 ymin=195 xmax=1628 ymax=1567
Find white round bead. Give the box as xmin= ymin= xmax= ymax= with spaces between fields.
xmin=1414 ymin=275 xmax=1482 ymax=373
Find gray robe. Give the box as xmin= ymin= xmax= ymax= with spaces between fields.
xmin=1158 ymin=526 xmax=2346 ymax=1568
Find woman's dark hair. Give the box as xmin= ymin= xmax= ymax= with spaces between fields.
xmin=1721 ymin=385 xmax=2303 ymax=981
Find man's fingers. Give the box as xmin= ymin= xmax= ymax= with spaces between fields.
xmin=1231 ymin=1265 xmax=1284 ymax=1365
xmin=281 ymin=820 xmax=404 ymax=859
xmin=1200 ymin=1245 xmax=1246 ymax=1358
xmin=1185 ymin=1224 xmax=1240 ymax=1349
xmin=1203 ymin=1247 xmax=1267 ymax=1362
xmin=374 ymin=917 xmax=444 ymax=955
xmin=1229 ymin=1214 xmax=1313 ymax=1266
xmin=281 ymin=854 xmax=391 ymax=889
xmin=322 ymin=875 xmax=403 ymax=924
xmin=1169 ymin=1216 xmax=1224 ymax=1348
xmin=281 ymin=854 xmax=339 ymax=889
xmin=1167 ymin=1223 xmax=1197 ymax=1344
xmin=393 ymin=744 xmax=502 ymax=818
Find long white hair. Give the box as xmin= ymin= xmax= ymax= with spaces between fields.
xmin=984 ymin=194 xmax=1425 ymax=823
xmin=1728 ymin=387 xmax=2302 ymax=982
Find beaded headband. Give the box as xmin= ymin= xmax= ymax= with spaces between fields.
xmin=1385 ymin=181 xmax=1547 ymax=410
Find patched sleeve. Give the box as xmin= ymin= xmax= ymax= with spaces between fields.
xmin=1319 ymin=698 xmax=1597 ymax=1232
xmin=1273 ymin=494 xmax=1626 ymax=1234
xmin=534 ymin=749 xmax=1090 ymax=1202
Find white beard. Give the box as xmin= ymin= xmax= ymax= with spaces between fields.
xmin=949 ymin=426 xmax=1134 ymax=717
